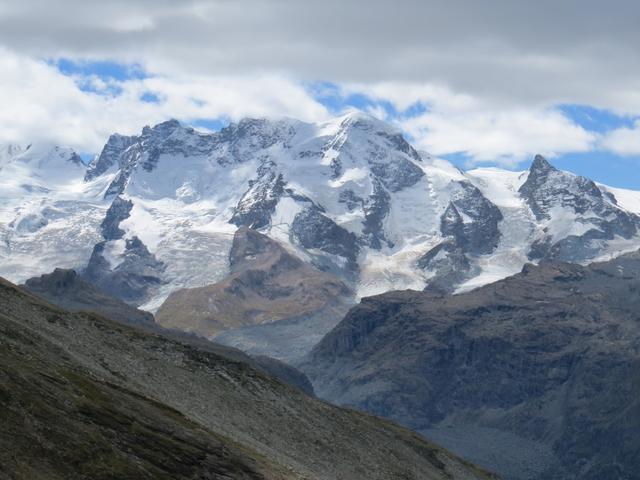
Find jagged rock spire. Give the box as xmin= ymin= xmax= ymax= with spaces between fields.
xmin=529 ymin=154 xmax=556 ymax=175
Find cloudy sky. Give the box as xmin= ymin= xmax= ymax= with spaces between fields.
xmin=1 ymin=0 xmax=639 ymax=187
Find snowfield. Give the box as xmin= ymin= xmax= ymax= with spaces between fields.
xmin=1 ymin=113 xmax=639 ymax=310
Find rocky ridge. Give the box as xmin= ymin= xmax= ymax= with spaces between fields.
xmin=304 ymin=250 xmax=640 ymax=480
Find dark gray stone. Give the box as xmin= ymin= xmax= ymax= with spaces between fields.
xmin=100 ymin=196 xmax=133 ymax=240
xmin=362 ymin=179 xmax=392 ymax=249
xmin=229 ymin=161 xmax=286 ymax=229
xmin=84 ymin=236 xmax=165 ymax=305
xmin=369 ymin=158 xmax=424 ymax=193
xmin=292 ymin=207 xmax=360 ymax=269
xmin=449 ymin=181 xmax=503 ymax=255
xmin=304 ymin=250 xmax=640 ymax=480
xmin=22 ymin=268 xmax=156 ymax=328
xmin=418 ymin=240 xmax=473 ymax=295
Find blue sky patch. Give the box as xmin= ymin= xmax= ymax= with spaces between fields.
xmin=50 ymin=58 xmax=147 ymax=96
xmin=191 ymin=118 xmax=229 ymax=132
xmin=140 ymin=91 xmax=161 ymax=103
xmin=308 ymin=81 xmax=397 ymax=118
xmin=53 ymin=58 xmax=147 ymax=81
xmin=558 ymin=104 xmax=637 ymax=133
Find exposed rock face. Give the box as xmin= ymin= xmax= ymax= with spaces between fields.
xmin=519 ymin=155 xmax=639 ymax=262
xmin=230 ymin=161 xmax=287 ymax=229
xmin=291 ymin=207 xmax=360 ymax=270
xmin=419 ymin=180 xmax=503 ymax=293
xmin=84 ymin=133 xmax=136 ymax=181
xmin=84 ymin=236 xmax=165 ymax=305
xmin=304 ymin=250 xmax=640 ymax=480
xmin=82 ymin=190 xmax=165 ymax=306
xmin=449 ymin=182 xmax=503 ymax=255
xmin=0 ymin=277 xmax=496 ymax=480
xmin=85 ymin=119 xmax=215 ymax=196
xmin=361 ymin=178 xmax=393 ymax=249
xmin=22 ymin=268 xmax=155 ymax=328
xmin=214 ymin=118 xmax=298 ymax=166
xmin=418 ymin=240 xmax=474 ymax=295
xmin=100 ymin=195 xmax=133 ymax=240
xmin=155 ymin=227 xmax=354 ymax=347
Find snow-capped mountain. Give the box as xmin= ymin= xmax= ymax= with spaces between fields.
xmin=0 ymin=143 xmax=107 ymax=282
xmin=1 ymin=113 xmax=639 ymax=312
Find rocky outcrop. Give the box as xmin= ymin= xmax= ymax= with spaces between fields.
xmin=230 ymin=160 xmax=287 ymax=229
xmin=305 ymin=250 xmax=640 ymax=480
xmin=0 ymin=276 xmax=496 ymax=480
xmin=291 ymin=207 xmax=360 ymax=270
xmin=84 ymin=236 xmax=165 ymax=305
xmin=81 ymin=189 xmax=165 ymax=306
xmin=100 ymin=195 xmax=133 ymax=240
xmin=22 ymin=268 xmax=155 ymax=328
xmin=361 ymin=179 xmax=393 ymax=249
xmin=420 ymin=180 xmax=502 ymax=293
xmin=87 ymin=119 xmax=217 ymax=197
xmin=156 ymin=227 xmax=354 ymax=344
xmin=449 ymin=181 xmax=503 ymax=255
xmin=418 ymin=240 xmax=474 ymax=295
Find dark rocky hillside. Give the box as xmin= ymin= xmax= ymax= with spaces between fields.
xmin=23 ymin=267 xmax=156 ymax=328
xmin=0 ymin=277 xmax=496 ymax=480
xmin=304 ymin=250 xmax=640 ymax=480
xmin=21 ymin=267 xmax=315 ymax=395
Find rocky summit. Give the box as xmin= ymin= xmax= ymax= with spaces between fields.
xmin=303 ymin=250 xmax=640 ymax=480
xmin=0 ymin=276 xmax=495 ymax=480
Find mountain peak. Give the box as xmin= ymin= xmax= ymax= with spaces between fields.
xmin=529 ymin=154 xmax=556 ymax=175
xmin=338 ymin=110 xmax=397 ymax=133
xmin=142 ymin=118 xmax=182 ymax=137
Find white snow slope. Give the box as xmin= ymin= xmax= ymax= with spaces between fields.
xmin=1 ymin=113 xmax=639 ymax=311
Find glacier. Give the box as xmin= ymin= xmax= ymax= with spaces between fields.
xmin=1 ymin=112 xmax=639 ymax=313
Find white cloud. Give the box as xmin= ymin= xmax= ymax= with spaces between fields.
xmin=345 ymin=82 xmax=482 ymax=114
xmin=2 ymin=0 xmax=640 ymax=114
xmin=398 ymin=107 xmax=597 ymax=166
xmin=601 ymin=121 xmax=640 ymax=156
xmin=0 ymin=0 xmax=638 ymax=166
xmin=0 ymin=47 xmax=607 ymax=165
xmin=0 ymin=48 xmax=329 ymax=151
xmin=350 ymin=82 xmax=597 ymax=165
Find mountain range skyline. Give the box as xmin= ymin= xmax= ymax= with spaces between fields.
xmin=1 ymin=0 xmax=639 ymax=188
xmin=2 ymin=112 xmax=639 ymax=191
